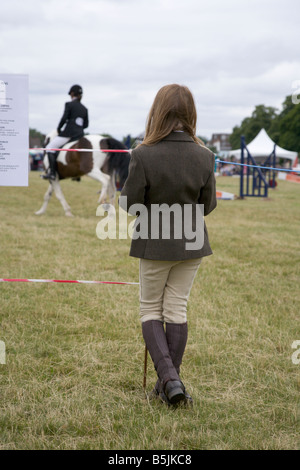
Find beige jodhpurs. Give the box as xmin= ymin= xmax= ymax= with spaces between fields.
xmin=139 ymin=258 xmax=202 ymax=324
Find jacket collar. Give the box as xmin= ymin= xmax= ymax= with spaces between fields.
xmin=162 ymin=131 xmax=195 ymax=143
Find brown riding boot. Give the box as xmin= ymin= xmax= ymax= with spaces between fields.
xmin=165 ymin=322 xmax=188 ymax=375
xmin=166 ymin=322 xmax=193 ymax=405
xmin=142 ymin=320 xmax=185 ymax=405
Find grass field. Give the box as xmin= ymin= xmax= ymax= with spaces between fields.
xmin=0 ymin=173 xmax=299 ymax=450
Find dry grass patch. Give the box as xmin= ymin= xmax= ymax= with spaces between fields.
xmin=0 ymin=174 xmax=299 ymax=449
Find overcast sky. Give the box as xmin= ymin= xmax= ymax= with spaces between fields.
xmin=1 ymin=0 xmax=300 ymax=141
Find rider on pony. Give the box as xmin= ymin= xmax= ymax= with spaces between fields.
xmin=42 ymin=84 xmax=89 ymax=180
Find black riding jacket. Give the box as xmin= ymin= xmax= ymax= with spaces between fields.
xmin=57 ymin=98 xmax=89 ymax=141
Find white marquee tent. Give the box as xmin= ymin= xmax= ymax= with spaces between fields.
xmin=229 ymin=128 xmax=298 ymax=165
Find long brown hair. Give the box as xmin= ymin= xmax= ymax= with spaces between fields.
xmin=142 ymin=84 xmax=204 ymax=146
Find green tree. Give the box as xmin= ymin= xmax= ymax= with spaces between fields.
xmin=29 ymin=128 xmax=45 ymax=141
xmin=229 ymin=96 xmax=300 ymax=153
xmin=277 ymin=102 xmax=300 ymax=152
xmin=280 ymin=95 xmax=295 ymax=117
xmin=229 ymin=105 xmax=278 ymax=149
xmin=29 ymin=128 xmax=46 ymax=148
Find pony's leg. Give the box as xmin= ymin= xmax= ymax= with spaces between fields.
xmin=87 ymin=168 xmax=111 ymax=204
xmin=107 ymin=172 xmax=116 ymax=206
xmin=52 ymin=179 xmax=74 ymax=217
xmin=35 ymin=183 xmax=53 ymax=215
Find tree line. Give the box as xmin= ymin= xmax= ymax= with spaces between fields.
xmin=229 ymin=96 xmax=300 ymax=152
xmin=29 ymin=94 xmax=300 ymax=153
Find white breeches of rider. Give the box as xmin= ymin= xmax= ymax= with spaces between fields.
xmin=46 ymin=136 xmax=70 ymax=153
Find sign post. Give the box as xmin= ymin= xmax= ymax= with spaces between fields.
xmin=0 ymin=74 xmax=29 ymax=187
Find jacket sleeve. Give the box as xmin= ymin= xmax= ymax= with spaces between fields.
xmin=198 ymin=158 xmax=217 ymax=216
xmin=119 ymin=150 xmax=147 ymax=214
xmin=84 ymin=109 xmax=89 ymax=129
xmin=57 ymin=103 xmax=70 ymax=133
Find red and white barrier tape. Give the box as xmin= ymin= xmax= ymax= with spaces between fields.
xmin=0 ymin=278 xmax=139 ymax=286
xmin=30 ymin=149 xmax=298 ymax=173
xmin=29 ymin=148 xmax=130 ymax=153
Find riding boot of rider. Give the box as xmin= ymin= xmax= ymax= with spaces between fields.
xmin=43 ymin=153 xmax=57 ymax=180
xmin=152 ymin=322 xmax=193 ymax=405
xmin=165 ymin=322 xmax=188 ymax=376
xmin=142 ymin=320 xmax=185 ymax=405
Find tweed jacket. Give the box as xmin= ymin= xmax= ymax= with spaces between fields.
xmin=119 ymin=131 xmax=217 ymax=261
xmin=57 ymin=98 xmax=89 ymax=141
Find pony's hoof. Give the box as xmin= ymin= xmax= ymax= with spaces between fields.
xmin=65 ymin=211 xmax=74 ymax=217
xmin=35 ymin=210 xmax=44 ymax=216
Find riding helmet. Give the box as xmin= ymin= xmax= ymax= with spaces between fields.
xmin=68 ymin=84 xmax=83 ymax=95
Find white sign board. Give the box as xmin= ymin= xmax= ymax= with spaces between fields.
xmin=0 ymin=74 xmax=29 ymax=186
